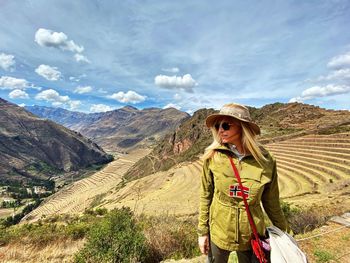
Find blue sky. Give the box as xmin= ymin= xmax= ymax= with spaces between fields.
xmin=1 ymin=0 xmax=350 ymax=113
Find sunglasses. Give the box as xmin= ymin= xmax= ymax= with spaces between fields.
xmin=214 ymin=122 xmax=235 ymax=131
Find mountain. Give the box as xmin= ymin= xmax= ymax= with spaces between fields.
xmin=126 ymin=102 xmax=350 ymax=179
xmin=125 ymin=108 xmax=216 ymax=180
xmin=25 ymin=105 xmax=190 ymax=151
xmin=0 ymin=98 xmax=112 ymax=186
xmin=25 ymin=105 xmax=104 ymax=128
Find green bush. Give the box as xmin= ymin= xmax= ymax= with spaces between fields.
xmin=280 ymin=200 xmax=300 ymax=219
xmin=66 ymin=222 xmax=90 ymax=240
xmin=74 ymin=207 xmax=151 ymax=263
xmin=314 ymin=249 xmax=335 ymax=263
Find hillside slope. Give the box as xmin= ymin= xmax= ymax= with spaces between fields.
xmin=26 ymin=105 xmax=190 ymax=151
xmin=22 ymin=148 xmax=149 ymax=223
xmin=126 ymin=102 xmax=350 ymax=180
xmin=0 ymin=98 xmax=112 ymax=185
xmin=125 ymin=108 xmax=216 ymax=180
xmin=98 ymin=132 xmax=350 ymax=218
xmin=23 ymin=132 xmax=350 ymax=223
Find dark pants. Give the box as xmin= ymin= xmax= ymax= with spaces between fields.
xmin=207 ymin=240 xmax=259 ymax=263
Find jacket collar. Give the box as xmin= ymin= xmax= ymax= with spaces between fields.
xmin=213 ymin=143 xmax=269 ymax=158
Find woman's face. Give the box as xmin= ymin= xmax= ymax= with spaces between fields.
xmin=214 ymin=117 xmax=242 ymax=144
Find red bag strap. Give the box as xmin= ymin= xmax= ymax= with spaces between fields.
xmin=228 ymin=156 xmax=261 ymax=242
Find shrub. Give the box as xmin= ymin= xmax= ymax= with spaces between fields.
xmin=314 ymin=249 xmax=335 ymax=262
xmin=0 ymin=226 xmax=10 ymax=246
xmin=141 ymin=215 xmax=200 ymax=261
xmin=66 ymin=222 xmax=90 ymax=240
xmin=74 ymin=207 xmax=151 ymax=263
xmin=280 ymin=200 xmax=301 ymax=219
xmin=281 ymin=201 xmax=334 ymax=234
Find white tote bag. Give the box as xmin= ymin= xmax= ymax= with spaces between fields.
xmin=267 ymin=226 xmax=308 ymax=263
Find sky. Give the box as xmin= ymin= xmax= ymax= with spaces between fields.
xmin=1 ymin=0 xmax=350 ymax=114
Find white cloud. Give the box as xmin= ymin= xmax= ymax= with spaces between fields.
xmin=154 ymin=74 xmax=197 ymax=92
xmin=68 ymin=100 xmax=81 ymax=110
xmin=69 ymin=74 xmax=87 ymax=82
xmin=74 ymin=85 xmax=92 ymax=94
xmin=0 ymin=76 xmax=28 ymax=90
xmin=0 ymin=53 xmax=15 ymax=71
xmin=327 ymin=51 xmax=350 ymax=68
xmin=35 ymin=28 xmax=84 ymax=53
xmin=163 ymin=103 xmax=181 ymax=110
xmin=35 ymin=64 xmax=61 ymax=81
xmin=290 ymin=84 xmax=350 ymax=102
xmin=109 ymin=90 xmax=146 ymax=104
xmin=302 ymin=85 xmax=350 ymax=99
xmin=288 ymin=96 xmax=303 ymax=103
xmin=35 ymin=89 xmax=70 ymax=105
xmin=18 ymin=103 xmax=26 ymax=107
xmin=9 ymin=89 xmax=29 ymax=99
xmin=162 ymin=67 xmax=179 ymax=73
xmin=318 ymin=68 xmax=350 ymax=81
xmin=90 ymin=104 xmax=114 ymax=112
xmin=74 ymin=53 xmax=90 ymax=63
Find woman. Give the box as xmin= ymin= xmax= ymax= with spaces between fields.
xmin=198 ymin=103 xmax=289 ymax=263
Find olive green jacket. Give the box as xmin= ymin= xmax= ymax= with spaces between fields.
xmin=198 ymin=145 xmax=289 ymax=251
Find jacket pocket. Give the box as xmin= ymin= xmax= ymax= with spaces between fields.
xmin=210 ymin=198 xmax=239 ymax=244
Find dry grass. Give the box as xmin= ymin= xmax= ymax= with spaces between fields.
xmin=0 ymin=238 xmax=85 ymax=263
xmin=297 ymin=222 xmax=350 ymax=263
xmin=0 ymin=208 xmax=13 ymax=218
xmin=141 ymin=215 xmax=200 ymax=260
xmin=101 ymin=160 xmax=202 ymax=216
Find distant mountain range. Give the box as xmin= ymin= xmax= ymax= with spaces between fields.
xmin=0 ymin=98 xmax=112 ymax=186
xmin=126 ymin=102 xmax=350 ymax=180
xmin=25 ymin=105 xmax=190 ymax=152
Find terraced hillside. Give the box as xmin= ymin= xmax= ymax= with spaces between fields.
xmin=267 ymin=132 xmax=350 ymax=205
xmin=24 ymin=132 xmax=350 ymax=221
xmin=98 ymin=132 xmax=350 ymax=214
xmin=101 ymin=159 xmax=204 ymax=216
xmin=21 ymin=149 xmax=149 ymax=223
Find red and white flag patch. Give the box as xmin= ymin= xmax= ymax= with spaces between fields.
xmin=229 ymin=184 xmax=250 ymax=199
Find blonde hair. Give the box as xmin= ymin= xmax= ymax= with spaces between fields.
xmin=202 ymin=119 xmax=267 ymax=167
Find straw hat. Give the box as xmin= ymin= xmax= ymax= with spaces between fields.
xmin=205 ymin=103 xmax=260 ymax=135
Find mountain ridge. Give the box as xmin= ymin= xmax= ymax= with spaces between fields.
xmin=26 ymin=105 xmax=190 ymax=151
xmin=0 ymin=98 xmax=113 ymax=186
xmin=126 ymin=102 xmax=350 ymax=180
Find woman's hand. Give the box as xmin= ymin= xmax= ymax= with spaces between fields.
xmin=198 ymin=235 xmax=210 ymax=255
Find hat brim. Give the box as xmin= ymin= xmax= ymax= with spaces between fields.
xmin=205 ymin=113 xmax=261 ymax=135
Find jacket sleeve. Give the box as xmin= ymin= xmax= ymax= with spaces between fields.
xmin=197 ymin=158 xmax=214 ymax=236
xmin=261 ymin=157 xmax=290 ymax=232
